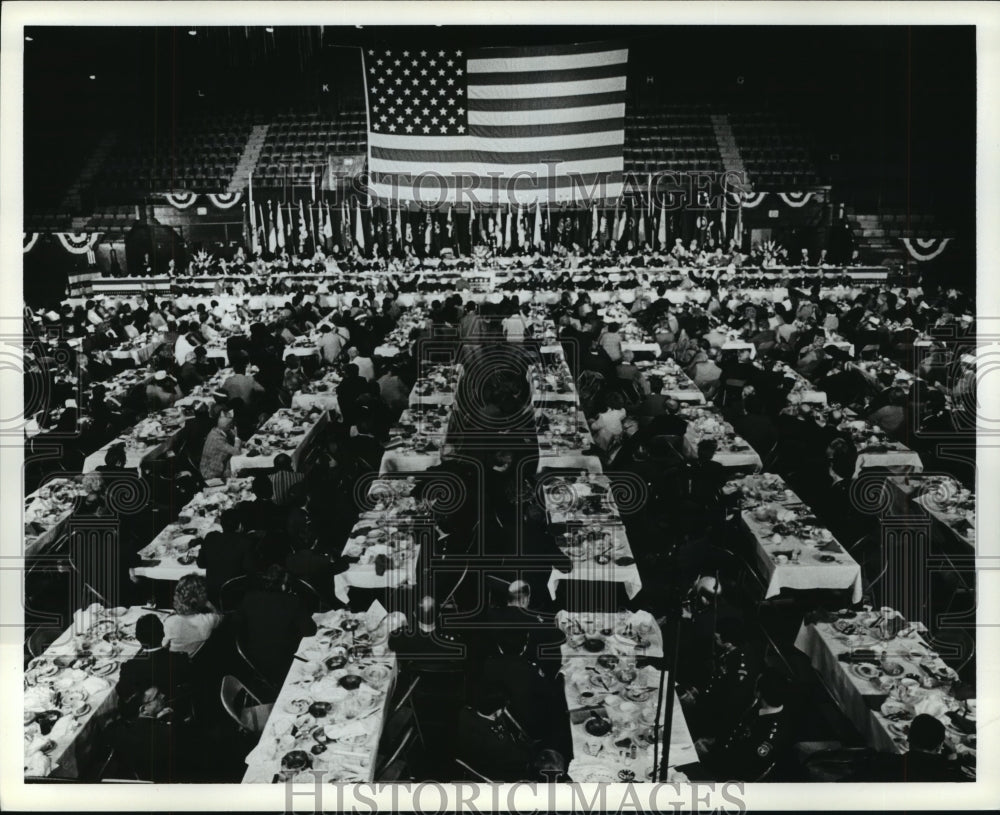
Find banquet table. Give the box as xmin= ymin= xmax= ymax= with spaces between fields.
xmin=682 ymin=407 xmax=763 ymax=471
xmin=555 ymin=610 xmax=696 ymax=781
xmin=542 ymin=473 xmax=642 ymax=600
xmin=730 ymin=474 xmax=864 ymax=603
xmin=24 ymin=603 xmax=170 ymax=779
xmin=838 ymin=419 xmax=924 ymax=477
xmin=407 ymin=364 xmax=462 ymax=408
xmin=883 ymin=475 xmax=976 ymax=550
xmin=242 ymin=605 xmax=398 ymax=784
xmin=229 ymin=406 xmax=330 ymax=476
xmin=82 ymin=408 xmax=189 ymax=473
xmin=794 ymin=609 xmax=976 ymax=775
xmin=291 ymin=371 xmax=342 ymax=414
xmin=535 ymin=405 xmax=600 ymax=474
xmin=134 ymin=478 xmax=257 ymax=581
xmin=24 ymin=478 xmax=89 ymax=558
xmin=633 ymin=359 xmax=707 ymax=405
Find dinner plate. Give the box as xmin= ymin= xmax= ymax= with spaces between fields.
xmin=850 ymin=663 xmax=879 ymax=680
xmin=90 ymin=660 xmax=118 ymax=677
xmin=576 ymin=767 xmax=619 ymax=783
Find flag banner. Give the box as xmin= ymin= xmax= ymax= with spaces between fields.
xmin=207 ymin=192 xmax=242 ymax=209
xmin=23 ymin=232 xmax=40 ymax=253
xmin=901 ymin=237 xmax=951 ymax=262
xmin=504 ymin=204 xmax=512 ymax=249
xmin=364 ymin=41 xmax=626 ymax=205
xmin=267 ymin=203 xmax=277 ymax=253
xmin=298 ymin=199 xmax=309 ymax=252
xmin=777 ymin=191 xmax=813 ymax=208
xmin=165 ymin=191 xmax=198 ymax=209
xmin=355 ymin=201 xmax=366 ymax=251
xmin=741 ymin=191 xmax=768 ymax=209
xmin=55 ymin=233 xmax=102 ymax=255
xmin=276 ymin=203 xmax=286 ymax=250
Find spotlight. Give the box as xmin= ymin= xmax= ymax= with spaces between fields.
xmin=25 ymin=35 xmax=33 ymax=42
xmin=188 ymin=29 xmax=197 ymax=36
xmin=265 ymin=27 xmax=274 ymax=33
xmin=355 ymin=25 xmax=363 ymax=30
xmin=89 ymin=74 xmax=96 ymax=80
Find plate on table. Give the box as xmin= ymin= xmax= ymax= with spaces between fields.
xmin=30 ymin=662 xmax=59 ymax=679
xmin=576 ymin=766 xmax=619 ymax=783
xmin=850 ymin=663 xmax=879 ymax=680
xmin=90 ymin=659 xmax=118 ymax=677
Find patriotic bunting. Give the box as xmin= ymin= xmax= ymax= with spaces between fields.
xmin=55 ymin=232 xmax=102 ymax=255
xmin=23 ymin=232 xmax=40 ymax=253
xmin=164 ymin=191 xmax=198 ymax=209
xmin=207 ymin=191 xmax=242 ymax=209
xmin=901 ymin=237 xmax=951 ymax=262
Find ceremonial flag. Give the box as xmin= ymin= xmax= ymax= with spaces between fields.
xmin=533 ymin=200 xmax=542 ymax=248
xmin=363 ymin=42 xmax=627 ymax=204
xmin=298 ymin=199 xmax=308 ymax=253
xmin=355 ymin=200 xmax=365 ymax=252
xmin=591 ymin=204 xmax=599 ymax=241
xmin=657 ymin=206 xmax=667 ymax=249
xmin=268 ymin=202 xmax=277 ymax=253
xmin=504 ymin=204 xmax=512 ymax=249
xmin=494 ymin=210 xmax=503 ymax=247
xmin=638 ymin=208 xmax=646 ymax=246
xmin=275 ymin=201 xmax=286 ymax=250
xmin=516 ymin=203 xmax=525 ymax=247
xmin=249 ymin=174 xmax=259 ymax=255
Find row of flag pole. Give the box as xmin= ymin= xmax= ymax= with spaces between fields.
xmin=245 ymin=175 xmax=735 ymax=258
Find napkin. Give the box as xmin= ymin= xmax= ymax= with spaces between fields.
xmin=81 ymin=676 xmax=111 ymax=696
xmin=24 ymin=686 xmax=56 ymax=712
xmin=24 ymin=751 xmax=52 ymax=777
xmin=365 ymin=599 xmax=388 ymax=632
xmin=330 ymin=719 xmax=369 ymax=741
xmin=913 ymin=696 xmax=949 ymax=720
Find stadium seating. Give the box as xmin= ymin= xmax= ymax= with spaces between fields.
xmin=89 ymin=113 xmax=258 ymax=195
xmin=623 ymin=105 xmax=725 ymax=174
xmin=729 ymin=111 xmax=822 ymax=189
xmin=255 ymin=109 xmax=367 ymax=187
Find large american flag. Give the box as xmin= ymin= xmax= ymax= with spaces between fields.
xmin=363 ymin=41 xmax=627 ymax=205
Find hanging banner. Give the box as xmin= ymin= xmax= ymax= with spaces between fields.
xmin=777 ymin=192 xmax=813 ymax=208
xmin=55 ymin=233 xmax=102 ymax=255
xmin=741 ymin=191 xmax=768 ymax=209
xmin=207 ymin=191 xmax=242 ymax=210
xmin=164 ymin=191 xmax=198 ymax=209
xmin=23 ymin=232 xmax=40 ymax=253
xmin=901 ymin=237 xmax=951 ymax=262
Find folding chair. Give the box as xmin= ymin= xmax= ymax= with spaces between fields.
xmin=219 ymin=675 xmax=273 ymax=734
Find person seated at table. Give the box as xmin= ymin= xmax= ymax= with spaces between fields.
xmin=615 ymin=349 xmax=643 ymax=391
xmin=116 ymin=613 xmax=193 ymax=717
xmin=686 ymin=347 xmax=723 ymax=399
xmin=456 ymin=681 xmax=536 ymax=782
xmin=608 ymin=415 xmax=642 ymax=467
xmin=236 ymin=474 xmax=287 ymax=534
xmin=589 ymin=391 xmax=627 ymax=453
xmin=145 ymin=369 xmax=181 ymax=412
xmin=268 ymin=453 xmax=305 ymax=508
xmin=811 ymin=440 xmax=871 ymax=546
xmin=867 ymin=386 xmax=909 ymax=440
xmin=279 ymin=355 xmax=308 ymax=408
xmin=848 ymin=713 xmax=966 ymax=782
xmin=483 ymin=581 xmax=564 ymax=679
xmin=196 ymin=508 xmax=257 ymax=606
xmin=728 ymin=394 xmax=779 ymax=458
xmin=671 ymin=575 xmax=738 ymax=687
xmin=107 ymin=683 xmax=195 ymax=782
xmin=162 ymin=573 xmax=223 ymax=658
xmin=629 ymin=374 xmax=669 ymax=425
xmin=377 ymin=361 xmax=410 ymax=420
xmin=199 ymin=411 xmax=242 ymax=481
xmin=697 ymin=670 xmax=791 ymax=782
xmin=336 ymin=363 xmax=369 ymax=426
xmin=235 ymin=561 xmax=318 ymax=689
xmin=176 ymin=346 xmax=210 ymax=394
xmin=389 ymin=595 xmax=466 ymax=671
xmin=645 ymin=397 xmax=688 ymax=439
xmin=687 ymin=439 xmax=727 ymax=515
xmin=680 ymin=617 xmax=755 ymax=739
xmin=598 ymin=321 xmax=624 ymax=364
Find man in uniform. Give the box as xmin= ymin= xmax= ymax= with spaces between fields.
xmin=697 ymin=670 xmax=790 ymax=781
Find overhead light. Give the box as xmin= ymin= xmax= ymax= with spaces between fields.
xmin=188 ymin=29 xmax=197 ymax=36
xmin=25 ymin=35 xmax=33 ymax=42
xmin=265 ymin=27 xmax=274 ymax=33
xmin=89 ymin=74 xmax=96 ymax=80
xmin=355 ymin=25 xmax=363 ymax=29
